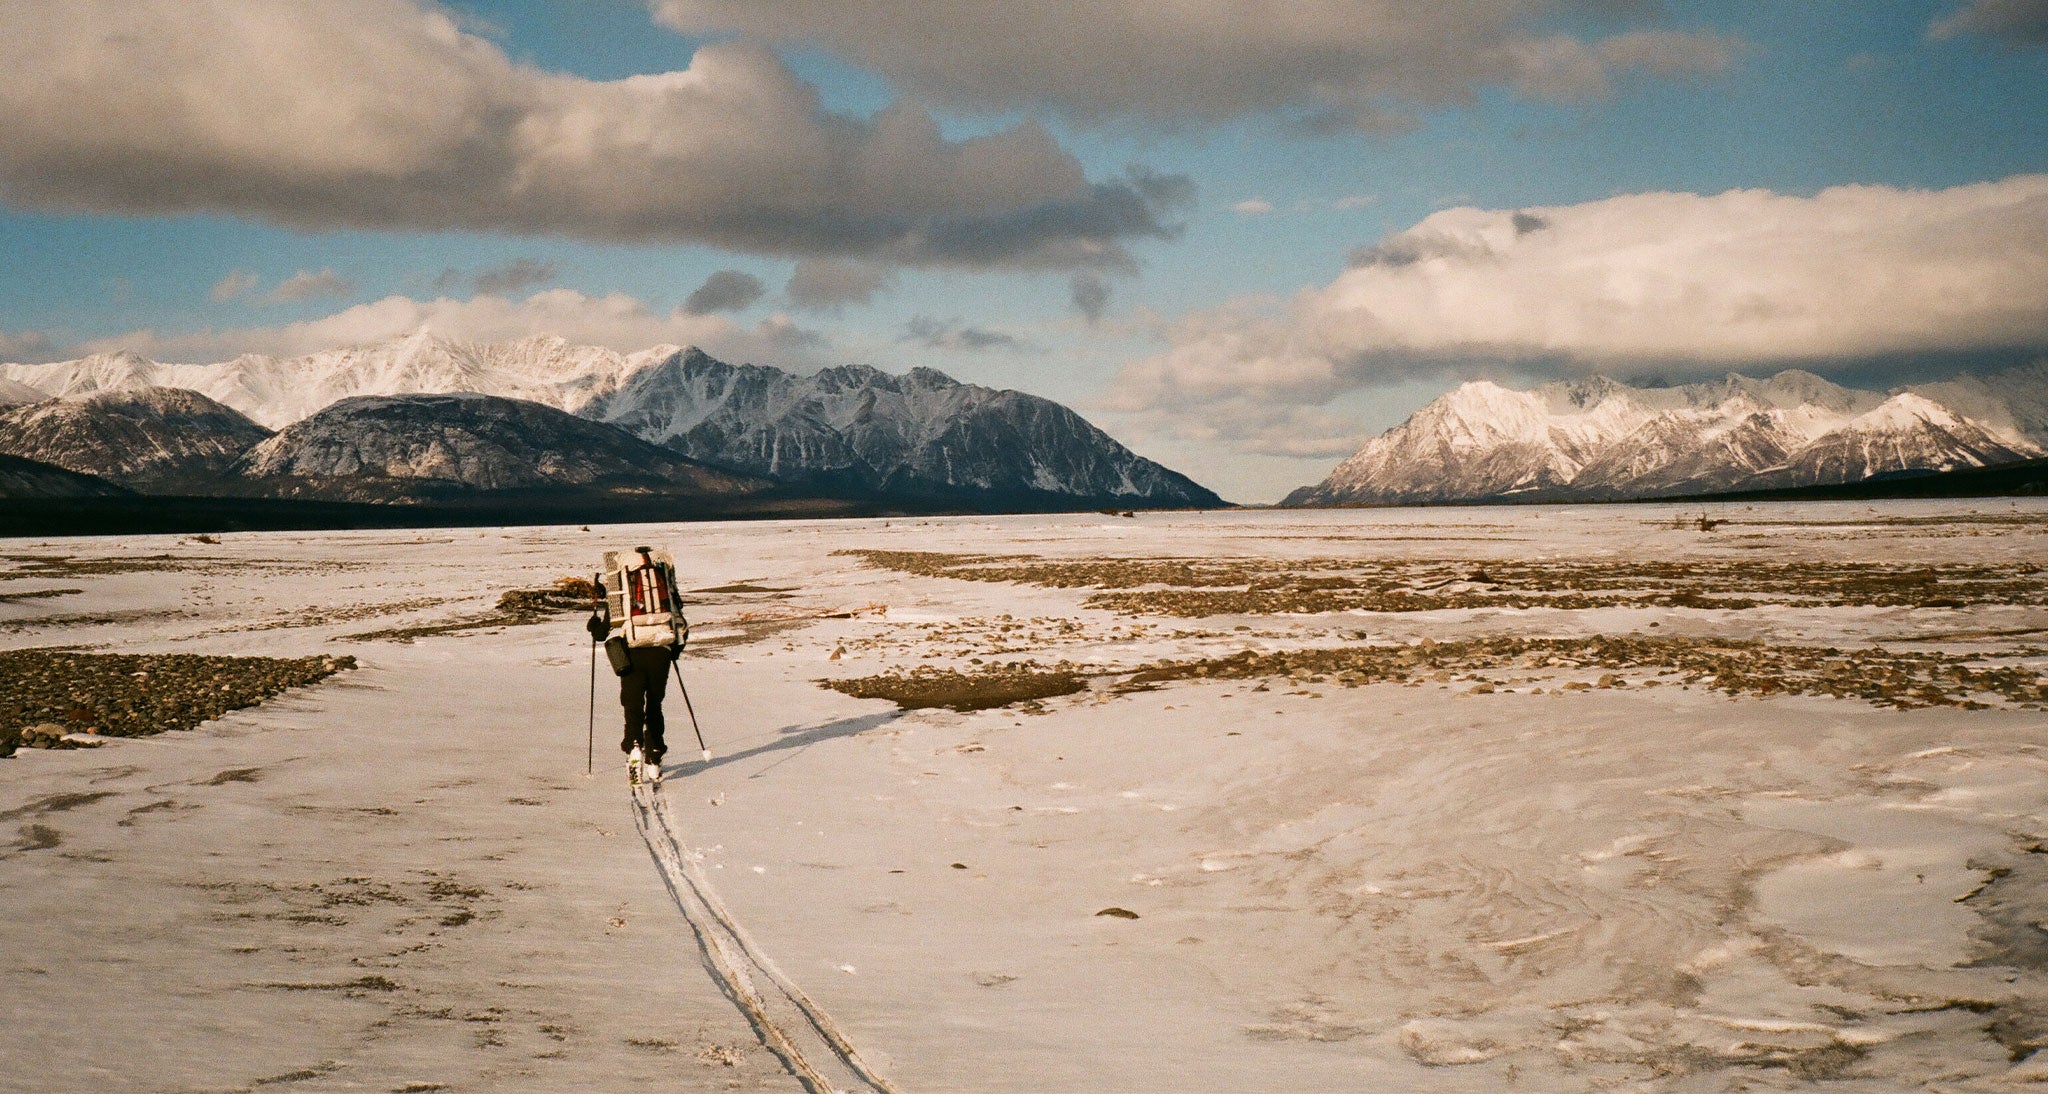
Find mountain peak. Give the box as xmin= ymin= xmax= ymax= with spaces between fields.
xmin=1849 ymin=391 xmax=1963 ymax=431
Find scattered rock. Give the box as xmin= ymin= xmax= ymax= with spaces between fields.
xmin=15 ymin=722 xmax=69 ymax=749
xmin=0 ymin=650 xmax=356 ymax=743
xmin=1095 ymin=907 xmax=1140 ymax=919
xmin=828 ymin=665 xmax=1085 ymax=712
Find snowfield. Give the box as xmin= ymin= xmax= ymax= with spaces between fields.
xmin=3 ymin=501 xmax=2047 ymax=1091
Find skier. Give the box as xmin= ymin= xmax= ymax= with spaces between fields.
xmin=589 ymin=546 xmax=688 ymax=785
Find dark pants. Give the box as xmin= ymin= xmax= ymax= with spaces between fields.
xmin=619 ymin=644 xmax=674 ymax=762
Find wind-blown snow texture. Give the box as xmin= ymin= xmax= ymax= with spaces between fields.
xmin=1 ymin=331 xmax=1220 ymax=507
xmin=1288 ymin=364 xmax=2048 ymax=505
xmin=6 ymin=504 xmax=2048 ymax=1091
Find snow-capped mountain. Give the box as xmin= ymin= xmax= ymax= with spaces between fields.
xmin=0 ymin=331 xmax=654 ymax=429
xmin=0 ymin=386 xmax=272 ymax=490
xmin=234 ymin=393 xmax=768 ymax=504
xmin=1760 ymin=392 xmax=2035 ymax=487
xmin=1285 ymin=366 xmax=2045 ymax=505
xmin=580 ymin=348 xmax=1220 ymax=505
xmin=3 ymin=331 xmax=1219 ymax=508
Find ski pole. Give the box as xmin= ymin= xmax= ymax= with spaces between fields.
xmin=586 ymin=633 xmax=596 ymax=776
xmin=586 ymin=570 xmax=602 ymax=776
xmin=670 ymin=658 xmax=711 ymax=764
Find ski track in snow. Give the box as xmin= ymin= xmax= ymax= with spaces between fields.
xmin=632 ymin=778 xmax=897 ymax=1094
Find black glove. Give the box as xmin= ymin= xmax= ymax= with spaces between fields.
xmin=585 ymin=612 xmax=608 ymax=641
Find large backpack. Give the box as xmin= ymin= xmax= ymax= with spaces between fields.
xmin=603 ymin=546 xmax=686 ymax=649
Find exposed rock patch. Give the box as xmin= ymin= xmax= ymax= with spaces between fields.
xmin=0 ymin=650 xmax=354 ymax=756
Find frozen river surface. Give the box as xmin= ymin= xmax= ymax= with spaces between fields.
xmin=3 ymin=500 xmax=2047 ymax=1091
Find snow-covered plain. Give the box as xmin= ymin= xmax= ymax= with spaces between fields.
xmin=3 ymin=501 xmax=2047 ymax=1091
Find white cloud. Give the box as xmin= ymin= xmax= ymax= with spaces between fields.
xmin=1233 ymin=198 xmax=1276 ymax=217
xmin=210 ymin=270 xmax=260 ymax=303
xmin=0 ymin=0 xmax=1183 ymax=269
xmin=650 ymin=0 xmax=1744 ymax=130
xmin=1111 ymin=173 xmax=2048 ymax=418
xmin=1332 ymin=194 xmax=1378 ymax=211
xmin=267 ymin=269 xmax=355 ymax=303
xmin=76 ymin=289 xmax=829 ymax=370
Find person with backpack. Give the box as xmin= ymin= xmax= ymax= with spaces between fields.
xmin=587 ymin=545 xmax=689 ymax=785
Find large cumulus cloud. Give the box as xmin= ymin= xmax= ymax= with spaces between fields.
xmin=0 ymin=0 xmax=1184 ymax=268
xmin=1108 ymin=175 xmax=2048 ymax=450
xmin=650 ymin=0 xmax=1741 ymax=130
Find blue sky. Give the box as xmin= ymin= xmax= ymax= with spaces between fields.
xmin=1 ymin=1 xmax=2044 ymax=500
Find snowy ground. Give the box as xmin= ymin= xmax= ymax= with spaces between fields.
xmin=3 ymin=501 xmax=2047 ymax=1091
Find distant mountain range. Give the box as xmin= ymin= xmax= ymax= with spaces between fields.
xmin=0 ymin=331 xmax=1220 ymax=511
xmin=1286 ymin=364 xmax=2048 ymax=506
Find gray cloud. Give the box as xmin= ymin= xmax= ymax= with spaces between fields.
xmin=210 ymin=270 xmax=260 ymax=303
xmin=473 ymin=257 xmax=560 ymax=295
xmin=786 ymin=259 xmax=895 ymax=312
xmin=424 ymin=258 xmax=560 ymax=296
xmin=0 ymin=1 xmax=1183 ymax=270
xmin=1930 ymin=0 xmax=2048 ymax=46
xmin=901 ymin=316 xmax=1030 ymax=352
xmin=0 ymin=329 xmax=59 ymax=364
xmin=651 ymin=1 xmax=1744 ymax=130
xmin=1070 ymin=272 xmax=1110 ymax=323
xmin=684 ymin=269 xmax=767 ymax=315
xmin=267 ymin=269 xmax=355 ymax=303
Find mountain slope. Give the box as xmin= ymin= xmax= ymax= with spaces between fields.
xmin=583 ymin=350 xmax=1221 ymax=506
xmin=233 ymin=393 xmax=770 ymax=505
xmin=0 ymin=386 xmax=271 ymax=489
xmin=1761 ymin=393 xmax=2036 ymax=486
xmin=0 ymin=378 xmax=46 ymax=407
xmin=1910 ymin=360 xmax=2048 ymax=448
xmin=0 ymin=453 xmax=135 ymax=500
xmin=1287 ymin=367 xmax=2046 ymax=506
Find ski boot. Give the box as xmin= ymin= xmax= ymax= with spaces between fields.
xmin=627 ymin=746 xmax=643 ymax=787
xmin=643 ymin=753 xmax=663 ymax=785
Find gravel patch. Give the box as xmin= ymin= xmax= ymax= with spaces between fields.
xmin=0 ymin=649 xmax=355 ymax=757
